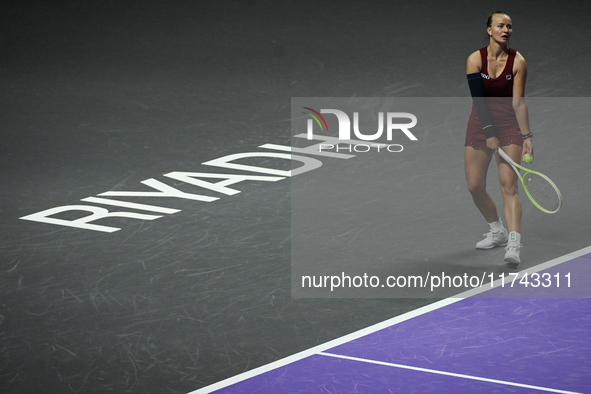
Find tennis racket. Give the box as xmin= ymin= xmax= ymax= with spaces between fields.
xmin=497 ymin=149 xmax=562 ymax=214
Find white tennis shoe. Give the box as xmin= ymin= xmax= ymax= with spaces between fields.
xmin=476 ymin=228 xmax=508 ymax=249
xmin=504 ymin=241 xmax=522 ymax=265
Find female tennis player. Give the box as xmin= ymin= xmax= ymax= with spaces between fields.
xmin=465 ymin=11 xmax=534 ymax=265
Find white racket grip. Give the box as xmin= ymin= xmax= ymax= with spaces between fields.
xmin=497 ymin=148 xmax=515 ymax=165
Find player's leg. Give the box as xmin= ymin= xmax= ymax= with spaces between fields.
xmin=496 ymin=144 xmax=523 ymax=264
xmin=465 ymin=146 xmax=508 ymax=249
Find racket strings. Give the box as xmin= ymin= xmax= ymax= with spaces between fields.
xmin=523 ymin=172 xmax=561 ymax=212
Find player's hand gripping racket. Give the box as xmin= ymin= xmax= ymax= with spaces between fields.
xmin=497 ymin=149 xmax=562 ymax=214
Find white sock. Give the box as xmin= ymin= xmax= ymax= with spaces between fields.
xmin=489 ymin=219 xmax=504 ymax=232
xmin=508 ymin=231 xmax=521 ymax=244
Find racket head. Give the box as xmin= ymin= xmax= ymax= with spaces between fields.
xmin=521 ymin=170 xmax=562 ymax=214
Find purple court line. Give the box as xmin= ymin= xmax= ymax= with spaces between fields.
xmin=191 ymin=245 xmax=591 ymax=394
xmin=317 ymin=352 xmax=580 ymax=394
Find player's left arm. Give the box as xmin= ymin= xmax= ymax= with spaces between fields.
xmin=512 ymin=51 xmax=533 ymax=157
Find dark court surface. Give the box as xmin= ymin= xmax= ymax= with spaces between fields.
xmin=1 ymin=1 xmax=590 ymax=393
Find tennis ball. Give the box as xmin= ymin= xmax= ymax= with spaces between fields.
xmin=523 ymin=153 xmax=533 ymax=164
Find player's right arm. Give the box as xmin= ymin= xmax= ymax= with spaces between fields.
xmin=466 ymin=51 xmax=500 ymax=152
xmin=466 ymin=51 xmax=482 ymax=74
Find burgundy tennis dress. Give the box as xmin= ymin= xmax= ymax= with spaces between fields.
xmin=465 ymin=47 xmax=522 ymax=149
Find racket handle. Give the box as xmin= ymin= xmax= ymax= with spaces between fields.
xmin=497 ymin=148 xmax=514 ymax=165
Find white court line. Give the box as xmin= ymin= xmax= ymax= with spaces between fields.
xmin=190 ymin=245 xmax=591 ymax=394
xmin=317 ymin=352 xmax=582 ymax=394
